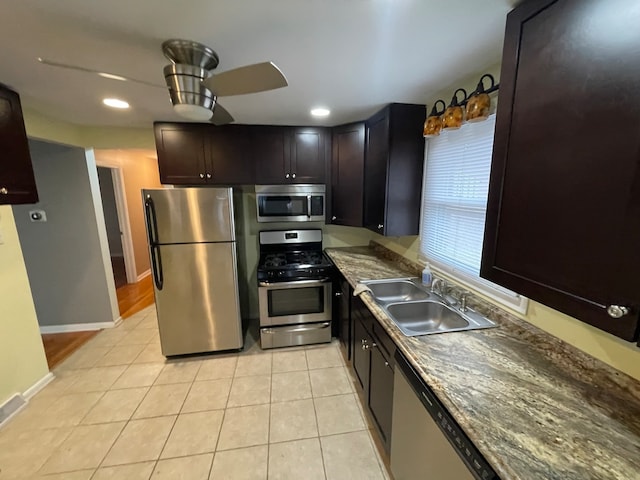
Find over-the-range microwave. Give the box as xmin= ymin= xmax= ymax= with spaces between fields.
xmin=255 ymin=184 xmax=325 ymax=222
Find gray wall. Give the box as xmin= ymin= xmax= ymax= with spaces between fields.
xmin=12 ymin=140 xmax=115 ymax=327
xmin=97 ymin=167 xmax=123 ymax=256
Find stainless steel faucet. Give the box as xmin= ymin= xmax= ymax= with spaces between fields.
xmin=431 ymin=278 xmax=447 ymax=297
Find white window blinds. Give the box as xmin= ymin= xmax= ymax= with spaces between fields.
xmin=420 ymin=115 xmax=496 ymax=276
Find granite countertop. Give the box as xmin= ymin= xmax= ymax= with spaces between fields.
xmin=325 ymin=245 xmax=640 ymax=480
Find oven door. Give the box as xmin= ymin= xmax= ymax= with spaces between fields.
xmin=256 ymin=193 xmax=325 ymax=222
xmin=259 ymin=279 xmax=332 ymax=326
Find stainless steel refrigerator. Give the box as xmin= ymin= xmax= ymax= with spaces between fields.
xmin=143 ymin=187 xmax=243 ymax=356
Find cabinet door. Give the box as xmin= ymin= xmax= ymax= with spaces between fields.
xmin=0 ymin=85 xmax=38 ymax=204
xmin=482 ymin=0 xmax=640 ymax=341
xmin=352 ymin=316 xmax=371 ymax=394
xmin=208 ymin=125 xmax=254 ymax=185
xmin=155 ymin=123 xmax=208 ymax=185
xmin=331 ymin=123 xmax=365 ymax=226
xmin=253 ymin=126 xmax=290 ymax=184
xmin=369 ymin=342 xmax=394 ymax=450
xmin=363 ymin=108 xmax=389 ymax=234
xmin=290 ymin=127 xmax=327 ymax=183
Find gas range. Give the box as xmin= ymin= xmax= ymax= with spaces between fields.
xmin=257 ymin=229 xmax=334 ymax=350
xmin=257 ymin=230 xmax=334 ymax=283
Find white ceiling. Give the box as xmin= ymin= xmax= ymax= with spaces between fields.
xmin=0 ymin=0 xmax=513 ymax=128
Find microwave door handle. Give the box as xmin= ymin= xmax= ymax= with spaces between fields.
xmin=307 ymin=195 xmax=312 ymax=218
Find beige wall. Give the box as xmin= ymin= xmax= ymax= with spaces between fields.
xmin=0 ymin=206 xmax=49 ymax=405
xmin=94 ymin=150 xmax=162 ymax=278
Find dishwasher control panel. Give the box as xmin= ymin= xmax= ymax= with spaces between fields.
xmin=395 ymin=351 xmax=500 ymax=480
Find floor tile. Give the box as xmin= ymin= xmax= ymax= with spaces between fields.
xmin=314 ymin=394 xmax=365 ymax=436
xmin=119 ymin=328 xmax=157 ymax=345
xmin=306 ymin=346 xmax=343 ymax=369
xmin=309 ymin=367 xmax=352 ymax=397
xmin=209 ymin=445 xmax=268 ymax=480
xmin=152 ymin=453 xmax=213 ymax=479
xmin=87 ymin=328 xmax=129 ymax=348
xmin=321 ymin=431 xmax=384 ymax=480
xmin=56 ymin=346 xmax=111 ymax=370
xmin=134 ymin=343 xmax=167 ymax=364
xmin=234 ymin=354 xmax=271 ymax=377
xmin=181 ymin=378 xmax=232 ymax=413
xmin=269 ymin=399 xmax=318 ymax=443
xmin=271 ymin=371 xmax=312 ymax=402
xmin=133 ymin=383 xmax=190 ymax=419
xmin=268 ymin=438 xmax=325 ymax=480
xmin=154 ymin=360 xmax=201 ymax=385
xmin=65 ymin=365 xmax=126 ymax=393
xmin=0 ymin=427 xmax=73 ymax=478
xmin=217 ymin=404 xmax=269 ymax=451
xmin=272 ymin=350 xmax=308 ymax=373
xmin=92 ymin=461 xmax=155 ymax=479
xmin=227 ymin=375 xmax=271 ymax=407
xmin=161 ymin=410 xmax=223 ymax=458
xmin=39 ymin=422 xmax=125 ymax=474
xmin=112 ymin=363 xmax=164 ymax=389
xmin=82 ymin=387 xmax=148 ymax=424
xmin=96 ymin=344 xmax=146 ymax=366
xmin=39 ymin=392 xmax=104 ymax=428
xmin=102 ymin=416 xmax=176 ymax=466
xmin=196 ymin=356 xmax=238 ymax=380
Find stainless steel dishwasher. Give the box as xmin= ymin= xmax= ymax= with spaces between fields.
xmin=391 ymin=351 xmax=499 ymax=480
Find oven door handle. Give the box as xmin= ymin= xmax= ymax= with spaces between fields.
xmin=259 ymin=278 xmax=331 ymax=288
xmin=307 ymin=195 xmax=312 ymax=218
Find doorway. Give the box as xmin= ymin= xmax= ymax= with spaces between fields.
xmin=96 ymin=166 xmax=137 ymax=287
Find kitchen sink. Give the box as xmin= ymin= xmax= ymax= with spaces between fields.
xmin=358 ymin=278 xmax=497 ymax=336
xmin=362 ymin=278 xmax=431 ymax=303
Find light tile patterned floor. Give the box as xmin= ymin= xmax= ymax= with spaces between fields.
xmin=0 ymin=307 xmax=391 ymax=479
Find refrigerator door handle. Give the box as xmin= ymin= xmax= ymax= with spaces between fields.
xmin=145 ymin=195 xmax=164 ymax=290
xmin=144 ymin=195 xmax=160 ymax=245
xmin=150 ymin=245 xmax=164 ymax=291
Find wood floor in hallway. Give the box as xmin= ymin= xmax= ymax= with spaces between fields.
xmin=41 ymin=275 xmax=155 ymax=369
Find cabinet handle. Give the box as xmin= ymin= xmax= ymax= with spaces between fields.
xmin=331 ymin=216 xmax=337 ymax=221
xmin=199 ymin=173 xmax=205 ymax=179
xmin=335 ymin=291 xmax=343 ymax=297
xmin=206 ymin=173 xmax=212 ymax=179
xmin=285 ymin=173 xmax=290 ymax=179
xmin=384 ymin=361 xmax=390 ymax=367
xmin=607 ymin=305 xmax=631 ymax=318
xmin=292 ymin=173 xmax=296 ymax=179
xmin=0 ymin=187 xmax=7 ymax=194
xmin=372 ymin=342 xmax=377 ymax=348
xmin=377 ymin=224 xmax=384 ymax=230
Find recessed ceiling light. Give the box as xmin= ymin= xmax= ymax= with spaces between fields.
xmin=311 ymin=107 xmax=330 ymax=117
xmin=102 ymin=98 xmax=130 ymax=109
xmin=98 ymin=72 xmax=128 ymax=81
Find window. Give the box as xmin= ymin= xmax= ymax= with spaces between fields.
xmin=420 ymin=114 xmax=528 ymax=313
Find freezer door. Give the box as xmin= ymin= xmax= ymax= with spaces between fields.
xmin=153 ymin=242 xmax=243 ymax=355
xmin=143 ymin=187 xmax=235 ymax=244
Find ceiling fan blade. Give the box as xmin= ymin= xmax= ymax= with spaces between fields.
xmin=202 ymin=61 xmax=288 ymax=97
xmin=37 ymin=58 xmax=164 ymax=88
xmin=210 ymin=103 xmax=235 ymax=125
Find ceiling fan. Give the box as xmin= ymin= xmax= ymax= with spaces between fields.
xmin=38 ymin=38 xmax=289 ymax=125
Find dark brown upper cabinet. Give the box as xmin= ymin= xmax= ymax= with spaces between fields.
xmin=330 ymin=122 xmax=365 ymax=226
xmin=154 ymin=123 xmax=253 ymax=185
xmin=481 ymin=0 xmax=640 ymax=342
xmin=363 ymin=103 xmax=425 ymax=236
xmin=254 ymin=126 xmax=328 ymax=185
xmin=0 ymin=84 xmax=38 ymax=204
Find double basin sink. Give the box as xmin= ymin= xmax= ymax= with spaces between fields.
xmin=358 ymin=278 xmax=496 ymax=337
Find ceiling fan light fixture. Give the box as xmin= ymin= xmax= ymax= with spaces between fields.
xmin=102 ymin=98 xmax=130 ymax=109
xmin=311 ymin=107 xmax=330 ymax=117
xmin=173 ymin=103 xmax=214 ymax=121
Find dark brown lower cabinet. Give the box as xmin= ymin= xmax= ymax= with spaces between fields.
xmin=351 ymin=296 xmax=395 ymax=452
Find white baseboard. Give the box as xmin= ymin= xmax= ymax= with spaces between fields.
xmin=39 ymin=321 xmax=117 ymax=334
xmin=137 ymin=269 xmax=151 ymax=282
xmin=23 ymin=372 xmax=55 ymax=400
xmin=113 ymin=316 xmax=123 ymax=327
